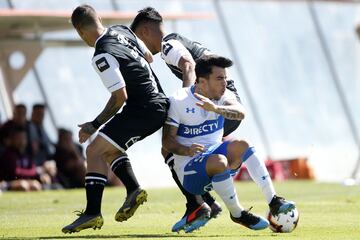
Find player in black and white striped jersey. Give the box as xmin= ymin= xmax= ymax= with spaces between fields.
xmin=62 ymin=5 xmax=169 ymax=234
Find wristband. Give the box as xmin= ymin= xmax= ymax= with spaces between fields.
xmin=91 ymin=118 xmax=102 ymax=129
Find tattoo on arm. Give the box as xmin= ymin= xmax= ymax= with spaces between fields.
xmin=96 ymin=94 xmax=122 ymax=124
xmin=217 ymin=107 xmax=243 ymax=120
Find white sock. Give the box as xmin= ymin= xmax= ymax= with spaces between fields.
xmin=242 ymin=147 xmax=276 ymax=203
xmin=212 ymin=170 xmax=244 ymax=217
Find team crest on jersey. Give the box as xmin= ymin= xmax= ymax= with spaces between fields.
xmin=162 ymin=43 xmax=173 ymax=55
xmin=96 ymin=57 xmax=110 ymax=72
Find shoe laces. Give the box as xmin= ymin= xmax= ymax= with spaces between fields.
xmin=241 ymin=206 xmax=260 ymax=225
xmin=73 ymin=209 xmax=85 ymax=217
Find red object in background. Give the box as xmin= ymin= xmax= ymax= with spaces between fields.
xmin=234 ymin=157 xmax=314 ymax=181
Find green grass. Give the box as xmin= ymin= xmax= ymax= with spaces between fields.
xmin=0 ymin=181 xmax=359 ymax=239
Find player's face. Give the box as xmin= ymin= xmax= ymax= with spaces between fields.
xmin=144 ymin=22 xmax=164 ymax=54
xmin=76 ymin=28 xmax=92 ymax=47
xmin=205 ymin=66 xmax=227 ymax=100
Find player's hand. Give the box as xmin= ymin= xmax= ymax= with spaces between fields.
xmin=187 ymin=143 xmax=205 ymax=156
xmin=194 ymin=93 xmax=217 ymax=112
xmin=78 ymin=122 xmax=97 ymax=143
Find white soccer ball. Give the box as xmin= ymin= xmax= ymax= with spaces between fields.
xmin=267 ymin=207 xmax=299 ymax=233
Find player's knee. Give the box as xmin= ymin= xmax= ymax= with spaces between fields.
xmin=206 ymin=154 xmax=228 ymax=176
xmin=228 ymin=139 xmax=249 ymax=155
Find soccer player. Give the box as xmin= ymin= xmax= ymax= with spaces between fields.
xmin=162 ymin=54 xmax=295 ymax=231
xmin=62 ymin=5 xmax=169 ymax=233
xmin=131 ymin=7 xmax=241 ymax=232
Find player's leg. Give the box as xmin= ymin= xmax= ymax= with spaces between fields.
xmin=205 ymin=154 xmax=268 ymax=230
xmin=62 ymin=135 xmax=115 ymax=233
xmin=226 ymin=139 xmax=295 ymax=215
xmin=105 ymin=105 xmax=167 ymax=222
xmin=163 ymin=150 xmax=211 ymax=233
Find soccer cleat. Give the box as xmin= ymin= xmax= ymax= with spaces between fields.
xmin=210 ymin=201 xmax=222 ymax=218
xmin=172 ymin=203 xmax=211 ymax=233
xmin=62 ymin=210 xmax=103 ymax=234
xmin=115 ymin=188 xmax=147 ymax=222
xmin=230 ymin=208 xmax=269 ymax=230
xmin=269 ymin=195 xmax=295 ymax=216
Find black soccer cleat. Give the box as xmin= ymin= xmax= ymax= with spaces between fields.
xmin=230 ymin=208 xmax=269 ymax=230
xmin=269 ymin=195 xmax=295 ymax=216
xmin=62 ymin=210 xmax=103 ymax=234
xmin=115 ymin=188 xmax=147 ymax=222
xmin=210 ymin=201 xmax=223 ymax=218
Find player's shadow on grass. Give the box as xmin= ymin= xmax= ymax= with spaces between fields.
xmin=38 ymin=234 xmax=209 ymax=239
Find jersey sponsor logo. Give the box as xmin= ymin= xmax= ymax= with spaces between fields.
xmin=177 ymin=117 xmax=224 ymax=138
xmin=96 ymin=57 xmax=110 ymax=72
xmin=162 ymin=43 xmax=173 ymax=56
xmin=186 ymin=107 xmax=195 ymax=113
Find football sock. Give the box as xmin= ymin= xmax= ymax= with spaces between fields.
xmin=242 ymin=147 xmax=276 ymax=203
xmin=84 ymin=172 xmax=107 ymax=215
xmin=166 ymin=153 xmax=201 ymax=211
xmin=202 ymin=192 xmax=216 ymax=206
xmin=212 ymin=170 xmax=243 ymax=218
xmin=110 ymin=155 xmax=140 ymax=195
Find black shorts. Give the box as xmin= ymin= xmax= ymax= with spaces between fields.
xmin=224 ymin=79 xmax=242 ymax=137
xmin=99 ymin=102 xmax=168 ymax=152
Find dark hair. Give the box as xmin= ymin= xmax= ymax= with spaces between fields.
xmin=15 ymin=104 xmax=26 ymax=110
xmin=71 ymin=4 xmax=98 ymax=29
xmin=195 ymin=55 xmax=233 ymax=83
xmin=130 ymin=7 xmax=163 ymax=32
xmin=32 ymin=103 xmax=46 ymax=110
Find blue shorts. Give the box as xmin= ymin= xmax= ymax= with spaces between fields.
xmin=182 ymin=141 xmax=236 ymax=195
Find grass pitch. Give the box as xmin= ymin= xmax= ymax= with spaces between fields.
xmin=0 ymin=180 xmax=359 ymax=239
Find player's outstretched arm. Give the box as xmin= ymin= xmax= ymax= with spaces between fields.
xmin=194 ymin=93 xmax=245 ymax=121
xmin=162 ymin=124 xmax=204 ymax=156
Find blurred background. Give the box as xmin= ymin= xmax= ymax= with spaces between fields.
xmin=0 ymin=0 xmax=359 ymax=189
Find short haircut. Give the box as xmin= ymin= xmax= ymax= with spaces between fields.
xmin=130 ymin=7 xmax=163 ymax=32
xmin=195 ymin=55 xmax=233 ymax=82
xmin=15 ymin=104 xmax=26 ymax=110
xmin=71 ymin=4 xmax=99 ymax=29
xmin=32 ymin=103 xmax=46 ymax=110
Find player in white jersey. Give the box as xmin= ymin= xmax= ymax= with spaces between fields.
xmin=163 ymin=55 xmax=295 ymax=231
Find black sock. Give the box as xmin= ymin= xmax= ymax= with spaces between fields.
xmin=166 ymin=153 xmax=200 ymax=211
xmin=84 ymin=172 xmax=107 ymax=215
xmin=202 ymin=192 xmax=216 ymax=206
xmin=110 ymin=155 xmax=139 ymax=195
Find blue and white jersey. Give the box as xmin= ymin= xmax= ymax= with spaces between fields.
xmin=166 ymin=85 xmax=237 ymax=182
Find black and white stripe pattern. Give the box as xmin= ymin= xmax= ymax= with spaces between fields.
xmin=110 ymin=155 xmax=130 ymax=172
xmin=165 ymin=153 xmax=175 ymax=169
xmin=85 ymin=173 xmax=107 ymax=186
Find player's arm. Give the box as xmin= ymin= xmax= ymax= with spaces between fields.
xmin=77 ymin=53 xmax=127 ymax=143
xmin=161 ymin=39 xmax=196 ymax=87
xmin=356 ymin=24 xmax=360 ymax=40
xmin=178 ymin=56 xmax=196 ymax=87
xmin=136 ymin=36 xmax=153 ymax=63
xmin=194 ymin=92 xmax=245 ymax=121
xmin=162 ymin=124 xmax=204 ymax=156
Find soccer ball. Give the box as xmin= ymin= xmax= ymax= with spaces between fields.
xmin=267 ymin=207 xmax=299 ymax=233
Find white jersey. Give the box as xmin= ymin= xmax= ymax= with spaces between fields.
xmin=166 ymin=86 xmax=237 ymax=182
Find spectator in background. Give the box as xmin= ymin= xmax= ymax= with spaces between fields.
xmin=0 ymin=126 xmax=50 ymax=191
xmin=54 ymin=128 xmax=86 ymax=188
xmin=356 ymin=24 xmax=360 ymax=39
xmin=27 ymin=104 xmax=60 ymax=188
xmin=0 ymin=104 xmax=29 ymax=156
xmin=28 ymin=104 xmax=54 ymax=166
